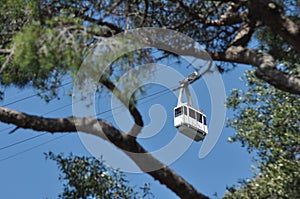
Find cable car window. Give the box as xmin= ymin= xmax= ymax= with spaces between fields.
xmin=196 ymin=112 xmax=200 ymax=122
xmin=189 ymin=109 xmax=196 ymax=119
xmin=175 ymin=107 xmax=183 ymax=117
xmin=197 ymin=112 xmax=203 ymax=123
xmin=200 ymin=113 xmax=203 ymax=123
xmin=203 ymin=116 xmax=207 ymax=125
xmin=184 ymin=106 xmax=187 ymax=115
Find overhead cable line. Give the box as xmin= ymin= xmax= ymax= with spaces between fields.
xmin=0 ymin=134 xmax=69 ymax=163
xmin=0 ymin=58 xmax=203 ymax=161
xmin=0 ymin=133 xmax=46 ymax=151
xmin=0 ymin=58 xmax=197 ymax=151
xmin=0 ymin=83 xmax=176 ymax=160
xmin=1 ymin=81 xmax=72 ymax=107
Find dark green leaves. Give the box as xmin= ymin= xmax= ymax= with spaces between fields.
xmin=225 ymin=70 xmax=300 ymax=198
xmin=45 ymin=152 xmax=153 ymax=199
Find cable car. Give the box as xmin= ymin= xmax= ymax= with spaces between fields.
xmin=173 ymin=72 xmax=208 ymax=141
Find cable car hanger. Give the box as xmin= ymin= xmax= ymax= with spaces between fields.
xmin=173 ymin=60 xmax=213 ymax=91
xmin=173 ymin=63 xmax=211 ymax=142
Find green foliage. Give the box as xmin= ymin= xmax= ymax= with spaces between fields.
xmin=3 ymin=24 xmax=81 ymax=100
xmin=0 ymin=0 xmax=87 ymax=101
xmin=255 ymin=0 xmax=300 ymax=68
xmin=0 ymin=0 xmax=151 ymax=102
xmin=225 ymin=70 xmax=300 ymax=198
xmin=255 ymin=26 xmax=300 ymax=69
xmin=45 ymin=152 xmax=153 ymax=199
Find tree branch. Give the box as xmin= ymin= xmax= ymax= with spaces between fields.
xmin=0 ymin=48 xmax=14 ymax=74
xmin=0 ymin=106 xmax=209 ymax=199
xmin=230 ymin=22 xmax=255 ymax=47
xmin=130 ymin=28 xmax=299 ymax=95
xmin=101 ymin=78 xmax=144 ymax=137
xmin=249 ymin=0 xmax=300 ymax=53
xmin=211 ymin=46 xmax=300 ymax=95
xmin=55 ymin=2 xmax=123 ymax=35
xmin=135 ymin=28 xmax=299 ymax=95
xmin=175 ymin=0 xmax=247 ymax=26
xmin=0 ymin=49 xmax=12 ymax=55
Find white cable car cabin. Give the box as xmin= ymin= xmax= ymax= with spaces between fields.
xmin=174 ymin=77 xmax=208 ymax=141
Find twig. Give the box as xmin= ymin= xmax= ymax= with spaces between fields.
xmin=0 ymin=48 xmax=14 ymax=74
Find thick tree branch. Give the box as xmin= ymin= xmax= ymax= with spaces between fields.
xmin=211 ymin=46 xmax=300 ymax=95
xmin=136 ymin=28 xmax=299 ymax=95
xmin=128 ymin=28 xmax=299 ymax=95
xmin=0 ymin=106 xmax=209 ymax=199
xmin=249 ymin=0 xmax=300 ymax=53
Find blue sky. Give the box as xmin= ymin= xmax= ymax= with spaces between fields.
xmin=0 ymin=59 xmax=254 ymax=198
